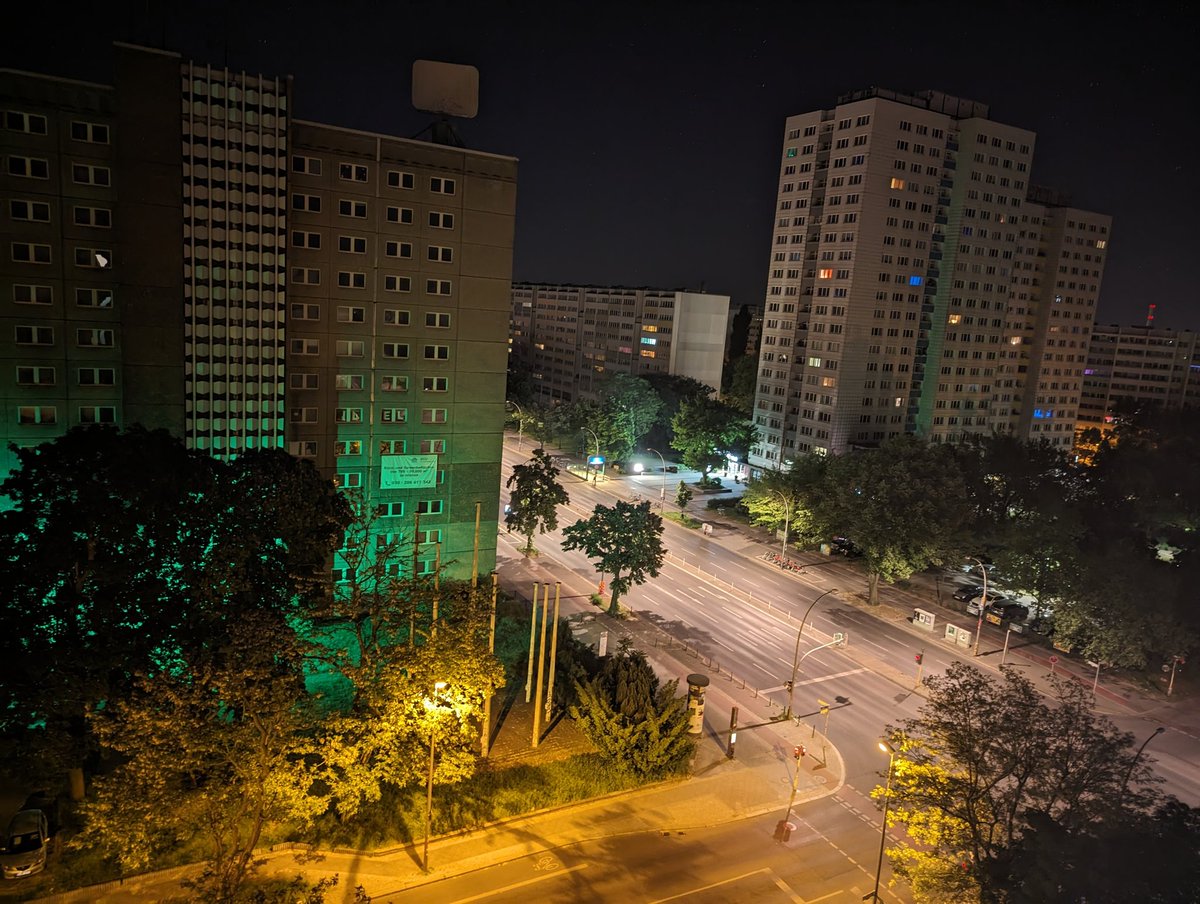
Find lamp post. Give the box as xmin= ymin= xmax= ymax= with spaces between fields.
xmin=506 ymin=400 xmax=525 ymax=451
xmin=1119 ymin=726 xmax=1165 ymax=802
xmin=768 ymin=489 xmax=793 ymax=567
xmin=582 ymin=427 xmax=600 ymax=483
xmin=422 ymin=681 xmax=449 ymax=874
xmin=969 ymin=557 xmax=989 ymax=657
xmin=646 ymin=447 xmax=667 ymax=512
xmin=871 ymin=740 xmax=897 ymax=903
xmin=785 ymin=588 xmax=839 ymax=719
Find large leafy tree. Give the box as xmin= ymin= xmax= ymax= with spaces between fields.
xmin=878 ymin=662 xmax=1164 ymax=904
xmin=0 ymin=426 xmax=349 ymax=787
xmin=505 ymin=448 xmax=570 ymax=555
xmin=78 ymin=610 xmax=327 ymax=902
xmin=812 ymin=436 xmax=970 ymax=604
xmin=722 ymin=353 xmax=758 ymax=415
xmin=642 ymin=373 xmax=713 ymax=451
xmin=670 ymin=396 xmax=754 ymax=477
xmin=561 ymin=500 xmax=665 ymax=616
xmin=740 ymin=456 xmax=828 ymax=552
xmin=570 ymin=640 xmax=693 ymax=777
xmin=600 ymin=373 xmax=663 ymax=462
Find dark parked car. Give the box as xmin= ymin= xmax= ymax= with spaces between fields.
xmin=984 ymin=599 xmax=1029 ymax=629
xmin=831 ymin=537 xmax=862 ymax=557
xmin=954 ymin=584 xmax=987 ymax=603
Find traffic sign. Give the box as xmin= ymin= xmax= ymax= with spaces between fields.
xmin=1049 ymin=655 xmax=1059 ymax=664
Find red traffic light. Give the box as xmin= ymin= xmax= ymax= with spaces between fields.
xmin=915 ymin=653 xmax=923 ymax=665
xmin=794 ymin=744 xmax=806 ymax=759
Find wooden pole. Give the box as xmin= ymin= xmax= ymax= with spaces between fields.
xmin=410 ymin=512 xmax=421 ymax=646
xmin=544 ymin=582 xmax=562 ymax=724
xmin=532 ymin=582 xmax=550 ymax=748
xmin=482 ymin=573 xmax=498 ymax=757
xmin=431 ymin=543 xmax=440 ymax=636
xmin=471 ymin=501 xmax=481 ymax=587
xmin=525 ymin=582 xmax=538 ymax=703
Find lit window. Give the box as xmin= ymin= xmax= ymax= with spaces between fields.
xmin=890 ymin=177 xmax=905 ymax=190
xmin=818 ymin=269 xmax=833 ymax=279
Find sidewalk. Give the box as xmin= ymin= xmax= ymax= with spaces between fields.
xmin=36 ymin=704 xmax=842 ymax=903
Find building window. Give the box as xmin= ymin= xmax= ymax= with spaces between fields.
xmin=380 ymin=440 xmax=407 ymax=455
xmin=338 ymin=199 xmax=368 ymax=218
xmin=12 ymin=243 xmax=51 ymax=264
xmin=70 ymin=121 xmax=110 ymax=144
xmin=335 ymin=407 xmax=363 ymax=424
xmin=383 ymin=342 xmax=409 ymax=359
xmin=290 ymin=338 xmax=320 ymax=355
xmin=78 ymin=367 xmax=115 ymax=385
xmin=292 ymin=230 xmax=321 ymax=249
xmin=334 ymin=373 xmax=364 ymax=391
xmin=75 ymin=247 xmax=113 ymax=268
xmin=72 ymin=164 xmax=111 ymax=186
xmin=288 ymin=440 xmax=318 ymax=457
xmin=427 ymin=245 xmax=453 ymax=263
xmin=7 ymin=156 xmax=49 ymax=179
xmin=289 ymin=407 xmax=319 ymax=424
xmin=384 ymin=275 xmax=412 ymax=293
xmin=338 ymin=235 xmax=367 ymax=254
xmin=381 ymin=375 xmax=409 ymax=392
xmin=334 ymin=440 xmax=363 ymax=456
xmin=16 ymin=325 xmax=54 ymax=345
xmin=290 ymin=303 xmax=321 ymax=320
xmin=10 ymin=200 xmax=51 ymax=222
xmin=336 ymin=472 xmax=363 ymax=489
xmin=421 ymin=408 xmax=448 ymax=424
xmin=76 ymin=328 xmax=114 ymax=348
xmin=423 ymin=344 xmax=450 ymax=360
xmin=417 ymin=499 xmax=444 ymax=514
xmin=422 ymin=376 xmax=449 ymax=392
xmin=385 ymin=240 xmax=413 ymax=258
xmin=337 ymin=271 xmax=367 ymax=288
xmin=386 ymin=206 xmax=414 ymax=223
xmin=419 ymin=439 xmax=446 ymax=454
xmin=289 ymin=372 xmax=319 ymax=389
xmin=383 ymin=308 xmax=410 ymax=325
xmin=430 ymin=176 xmax=456 ymax=194
xmin=381 ymin=408 xmax=407 ymax=423
xmin=292 ymin=156 xmax=322 ymax=175
xmin=5 ymin=111 xmax=49 ymax=134
xmin=387 ymin=170 xmax=415 ymax=189
xmin=426 ymin=312 xmax=451 ymax=328
xmin=376 ymin=501 xmax=405 ymax=517
xmin=428 ymin=211 xmax=455 ymax=229
xmin=336 ymin=340 xmax=365 ymax=357
xmin=338 ymin=162 xmax=369 ymax=182
xmin=14 ymin=284 xmax=53 ymax=305
xmin=18 ymin=406 xmax=57 ymax=425
xmin=292 ymin=194 xmax=322 ymax=212
xmin=73 ymin=206 xmax=112 ymax=228
xmin=79 ymin=406 xmax=116 ymax=424
xmin=290 ymin=267 xmax=321 ymax=285
xmin=426 ymin=279 xmax=452 ymax=296
xmin=16 ymin=366 xmax=55 ymax=385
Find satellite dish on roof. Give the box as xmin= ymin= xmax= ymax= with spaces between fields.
xmin=413 ymin=60 xmax=479 ymax=118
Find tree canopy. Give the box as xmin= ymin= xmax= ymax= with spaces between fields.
xmin=670 ymin=396 xmax=755 ymax=476
xmin=505 ymin=448 xmax=569 ymax=555
xmin=561 ymin=500 xmax=665 ymax=615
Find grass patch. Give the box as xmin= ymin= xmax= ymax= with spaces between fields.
xmin=664 ymin=511 xmax=702 ymax=529
xmin=306 ymin=752 xmax=663 ymax=850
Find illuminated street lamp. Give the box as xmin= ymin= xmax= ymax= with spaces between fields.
xmin=646 ymin=447 xmax=667 ymax=512
xmin=422 ymin=681 xmax=450 ymax=873
xmin=582 ymin=427 xmax=601 ymax=483
xmin=969 ymin=557 xmax=989 ymax=657
xmin=767 ymin=489 xmax=793 ymax=567
xmin=506 ymin=400 xmax=525 ymax=451
xmin=870 ymin=739 xmax=897 ymax=903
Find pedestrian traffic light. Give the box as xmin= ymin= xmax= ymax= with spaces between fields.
xmin=914 ymin=652 xmax=923 ymax=665
xmin=794 ymin=744 xmax=806 ymax=759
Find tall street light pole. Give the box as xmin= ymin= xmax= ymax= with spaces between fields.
xmin=582 ymin=427 xmax=600 ymax=484
xmin=969 ymin=557 xmax=989 ymax=657
xmin=422 ymin=681 xmax=448 ymax=874
xmin=769 ymin=489 xmax=793 ymax=566
xmin=785 ymin=588 xmax=839 ymax=719
xmin=871 ymin=739 xmax=897 ymax=903
xmin=1119 ymin=726 xmax=1165 ymax=802
xmin=646 ymin=447 xmax=667 ymax=512
xmin=506 ymin=400 xmax=525 ymax=451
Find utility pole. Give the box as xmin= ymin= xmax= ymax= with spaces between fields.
xmin=532 ymin=583 xmax=550 ymax=747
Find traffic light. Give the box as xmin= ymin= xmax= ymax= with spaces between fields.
xmin=914 ymin=652 xmax=924 ymax=665
xmin=794 ymin=744 xmax=806 ymax=759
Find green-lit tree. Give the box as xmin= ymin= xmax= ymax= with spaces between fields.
xmin=722 ymin=353 xmax=758 ymax=415
xmin=740 ymin=457 xmax=828 ymax=552
xmin=670 ymin=396 xmax=754 ymax=478
xmin=561 ymin=500 xmax=665 ymax=616
xmin=812 ymin=436 xmax=970 ymax=604
xmin=505 ymin=448 xmax=570 ymax=555
xmin=570 ymin=640 xmax=693 ymax=777
xmin=674 ymin=480 xmax=694 ymax=511
xmin=600 ymin=373 xmax=663 ymax=462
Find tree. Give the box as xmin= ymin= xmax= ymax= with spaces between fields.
xmin=642 ymin=373 xmax=714 ymax=451
xmin=561 ymin=500 xmax=665 ymax=616
xmin=740 ymin=457 xmax=828 ymax=551
xmin=505 ymin=448 xmax=570 ymax=555
xmin=722 ymin=353 xmax=758 ymax=415
xmin=77 ymin=611 xmax=328 ymax=902
xmin=877 ymin=662 xmax=1163 ymax=904
xmin=670 ymin=396 xmax=754 ymax=477
xmin=674 ymin=480 xmax=694 ymax=511
xmin=570 ymin=640 xmax=693 ymax=777
xmin=812 ymin=436 xmax=971 ymax=604
xmin=600 ymin=374 xmax=663 ymax=462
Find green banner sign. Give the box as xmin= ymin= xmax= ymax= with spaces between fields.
xmin=380 ymin=454 xmax=438 ymax=489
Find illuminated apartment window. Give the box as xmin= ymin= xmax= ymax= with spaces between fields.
xmin=334 ymin=373 xmax=364 ymax=390
xmin=890 ymin=177 xmax=905 ymax=190
xmin=334 ymin=440 xmax=363 ymax=456
xmin=817 ymin=269 xmax=833 ymax=279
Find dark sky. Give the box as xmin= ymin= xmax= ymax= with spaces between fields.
xmin=7 ymin=1 xmax=1198 ymax=329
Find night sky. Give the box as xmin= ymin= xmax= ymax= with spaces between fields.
xmin=7 ymin=1 xmax=1197 ymax=329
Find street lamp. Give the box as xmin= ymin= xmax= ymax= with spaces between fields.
xmin=506 ymin=400 xmax=525 ymax=451
xmin=785 ymin=588 xmax=839 ymax=719
xmin=646 ymin=447 xmax=667 ymax=512
xmin=767 ymin=489 xmax=793 ymax=567
xmin=422 ymin=681 xmax=449 ymax=874
xmin=871 ymin=739 xmax=897 ymax=903
xmin=969 ymin=557 xmax=989 ymax=657
xmin=582 ymin=427 xmax=600 ymax=483
xmin=1119 ymin=726 xmax=1165 ymax=802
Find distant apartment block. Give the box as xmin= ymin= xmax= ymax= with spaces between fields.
xmin=509 ymin=283 xmax=730 ymax=403
xmin=1 ymin=43 xmax=517 ymax=579
xmin=1076 ymin=324 xmax=1200 ymax=438
xmin=749 ymin=88 xmax=1110 ymax=470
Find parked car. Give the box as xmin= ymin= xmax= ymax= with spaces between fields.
xmin=955 ymin=584 xmax=988 ymax=603
xmin=965 ymin=592 xmax=1010 ymax=614
xmin=831 ymin=537 xmax=863 ymax=557
xmin=1 ymin=810 xmax=49 ymax=880
xmin=984 ymin=599 xmax=1029 ymax=629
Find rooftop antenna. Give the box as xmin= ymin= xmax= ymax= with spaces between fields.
xmin=1145 ymin=303 xmax=1156 ymax=328
xmin=411 ymin=60 xmax=479 ymax=148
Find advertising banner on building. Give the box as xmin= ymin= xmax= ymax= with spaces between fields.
xmin=380 ymin=454 xmax=438 ymax=489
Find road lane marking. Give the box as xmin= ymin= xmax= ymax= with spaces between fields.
xmin=452 ymin=861 xmax=589 ymax=902
xmin=794 ymin=668 xmax=868 ymax=686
